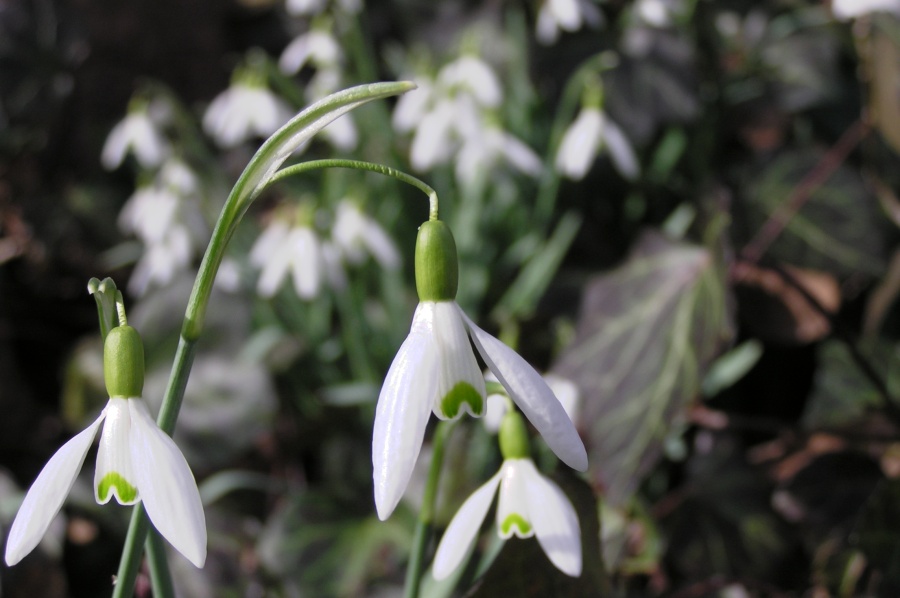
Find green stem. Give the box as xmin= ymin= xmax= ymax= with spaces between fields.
xmin=146 ymin=530 xmax=175 ymax=598
xmin=269 ymin=159 xmax=439 ymax=221
xmin=111 ymin=82 xmax=415 ymax=597
xmin=404 ymin=420 xmax=454 ymax=598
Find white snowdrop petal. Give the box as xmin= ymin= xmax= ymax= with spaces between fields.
xmin=459 ymin=307 xmax=588 ymax=471
xmin=520 ymin=460 xmax=582 ymax=577
xmin=410 ymin=102 xmax=455 ymax=171
xmin=432 ymin=302 xmax=486 ymax=420
xmin=128 ymin=399 xmax=207 ymax=568
xmin=249 ymin=220 xmax=291 ymax=267
xmin=372 ymin=303 xmax=439 ymax=520
xmin=392 ymin=81 xmax=433 ymax=133
xmin=602 ymin=118 xmax=640 ymax=180
xmin=290 ymin=227 xmax=321 ymax=299
xmin=279 ymin=35 xmax=315 ymax=75
xmin=94 ymin=398 xmax=140 ymax=505
xmin=100 ymin=121 xmax=129 ymax=170
xmin=482 ymin=394 xmax=508 ymax=433
xmin=555 ymin=108 xmax=603 ymax=180
xmin=432 ymin=470 xmax=503 ymax=580
xmin=5 ymin=410 xmax=106 ymax=566
xmin=496 ymin=460 xmax=534 ymax=539
xmin=551 ymin=0 xmax=583 ymax=30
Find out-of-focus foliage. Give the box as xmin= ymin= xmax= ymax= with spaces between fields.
xmin=3 ymin=0 xmax=900 ymax=596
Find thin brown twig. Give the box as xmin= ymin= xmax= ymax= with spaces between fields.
xmin=740 ymin=119 xmax=871 ymax=264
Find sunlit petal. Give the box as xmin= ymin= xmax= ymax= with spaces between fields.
xmin=4 ymin=410 xmax=106 ymax=566
xmin=496 ymin=460 xmax=534 ymax=539
xmin=520 ymin=460 xmax=582 ymax=577
xmin=95 ymin=398 xmax=139 ymax=505
xmin=128 ymin=399 xmax=207 ymax=568
xmin=432 ymin=302 xmax=486 ymax=419
xmin=373 ymin=303 xmax=439 ymax=520
xmin=459 ymin=307 xmax=588 ymax=471
xmin=432 ymin=469 xmax=502 ymax=580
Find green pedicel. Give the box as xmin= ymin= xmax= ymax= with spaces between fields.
xmin=499 ymin=412 xmax=530 ymax=460
xmin=97 ymin=472 xmax=138 ymax=503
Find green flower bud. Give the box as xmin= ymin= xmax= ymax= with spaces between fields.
xmin=415 ymin=220 xmax=458 ymax=302
xmin=104 ymin=325 xmax=145 ymax=398
xmin=499 ymin=410 xmax=530 ymax=460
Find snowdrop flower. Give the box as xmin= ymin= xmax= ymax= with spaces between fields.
xmin=535 ymin=0 xmax=604 ymax=46
xmin=101 ymin=103 xmax=170 ymax=170
xmin=436 ymin=55 xmax=503 ymax=109
xmin=556 ymin=106 xmax=639 ymax=180
xmin=5 ymin=325 xmax=206 ymax=567
xmin=456 ymin=124 xmax=542 ymax=185
xmin=332 ymin=200 xmax=400 ymax=270
xmin=373 ymin=220 xmax=587 ymax=520
xmin=249 ymin=211 xmax=324 ymax=299
xmin=634 ymin=0 xmax=685 ymax=28
xmin=128 ymin=225 xmax=194 ymax=296
xmin=433 ymin=410 xmax=581 ymax=579
xmin=279 ymin=30 xmax=343 ymax=76
xmin=203 ymin=75 xmax=292 ymax=148
xmin=832 ymin=0 xmax=900 ymax=20
xmin=285 ymin=0 xmax=360 ymax=16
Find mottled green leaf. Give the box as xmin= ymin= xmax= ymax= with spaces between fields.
xmin=554 ymin=231 xmax=733 ymax=505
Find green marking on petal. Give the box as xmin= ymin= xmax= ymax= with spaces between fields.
xmin=501 ymin=513 xmax=532 ymax=536
xmin=97 ymin=472 xmax=138 ymax=503
xmin=440 ymin=381 xmax=484 ymax=418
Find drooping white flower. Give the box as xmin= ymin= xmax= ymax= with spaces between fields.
xmin=203 ymin=81 xmax=292 ymax=149
xmin=127 ymin=225 xmax=194 ymax=296
xmin=5 ymin=326 xmax=206 ymax=568
xmin=250 ymin=218 xmax=324 ymax=299
xmin=279 ymin=30 xmax=343 ymax=76
xmin=456 ymin=125 xmax=543 ymax=185
xmin=535 ymin=0 xmax=604 ymax=45
xmin=832 ymin=0 xmax=900 ymax=20
xmin=332 ymin=200 xmax=400 ymax=270
xmin=373 ymin=221 xmax=587 ymax=521
xmin=634 ymin=0 xmax=686 ymax=27
xmin=556 ymin=106 xmax=639 ymax=180
xmin=101 ymin=108 xmax=170 ymax=170
xmin=432 ymin=458 xmax=582 ymax=579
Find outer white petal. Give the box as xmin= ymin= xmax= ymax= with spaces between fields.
xmin=362 ymin=219 xmax=400 ymax=270
xmin=555 ymin=108 xmax=603 ymax=180
xmin=544 ymin=374 xmax=580 ymax=425
xmin=501 ymin=132 xmax=543 ymax=177
xmin=602 ymin=118 xmax=640 ymax=180
xmin=128 ymin=399 xmax=207 ymax=568
xmin=432 ymin=469 xmax=503 ymax=580
xmin=289 ymin=226 xmax=321 ymax=299
xmin=392 ymin=81 xmax=434 ymax=133
xmin=410 ymin=102 xmax=456 ymax=171
xmin=373 ymin=303 xmax=439 ymax=520
xmin=459 ymin=307 xmax=588 ymax=471
xmin=95 ymin=398 xmax=140 ymax=505
xmin=520 ymin=460 xmax=582 ymax=577
xmin=432 ymin=302 xmax=486 ymax=419
xmin=5 ymin=409 xmax=106 ymax=566
xmin=482 ymin=393 xmax=508 ymax=433
xmin=496 ymin=460 xmax=535 ymax=539
xmin=279 ymin=34 xmax=316 ymax=75
xmin=100 ymin=120 xmax=130 ymax=169
xmin=550 ymin=0 xmax=582 ymax=31
xmin=322 ymin=113 xmax=358 ymax=151
xmin=250 ymin=220 xmax=291 ymax=267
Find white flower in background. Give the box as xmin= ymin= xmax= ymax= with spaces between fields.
xmin=101 ymin=106 xmax=170 ymax=170
xmin=250 ymin=218 xmax=324 ymax=299
xmin=832 ymin=0 xmax=900 ymax=20
xmin=203 ymin=80 xmax=292 ymax=148
xmin=456 ymin=125 xmax=542 ymax=185
xmin=128 ymin=225 xmax=194 ymax=296
xmin=5 ymin=326 xmax=206 ymax=568
xmin=321 ymin=112 xmax=358 ymax=151
xmin=279 ymin=30 xmax=343 ymax=76
xmin=436 ymin=55 xmax=503 ymax=109
xmin=373 ymin=221 xmax=587 ymax=521
xmin=432 ymin=457 xmax=582 ymax=579
xmin=535 ymin=0 xmax=604 ymax=45
xmin=332 ymin=200 xmax=400 ymax=270
xmin=285 ymin=0 xmax=360 ymax=16
xmin=483 ymin=373 xmax=581 ymax=432
xmin=634 ymin=0 xmax=685 ymax=28
xmin=556 ymin=106 xmax=639 ymax=180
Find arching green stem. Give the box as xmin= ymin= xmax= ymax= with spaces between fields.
xmin=111 ymin=81 xmax=416 ymax=598
xmin=269 ymin=159 xmax=439 ymax=221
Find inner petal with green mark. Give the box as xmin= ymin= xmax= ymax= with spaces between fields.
xmin=97 ymin=472 xmax=138 ymax=504
xmin=440 ymin=381 xmax=484 ymax=418
xmin=501 ymin=513 xmax=532 ymax=537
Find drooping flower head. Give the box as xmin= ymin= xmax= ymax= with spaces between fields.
xmin=373 ymin=219 xmax=587 ymax=520
xmin=4 ymin=294 xmax=206 ymax=568
xmin=432 ymin=409 xmax=582 ymax=579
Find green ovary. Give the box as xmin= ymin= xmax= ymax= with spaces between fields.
xmin=501 ymin=513 xmax=532 ymax=536
xmin=440 ymin=382 xmax=483 ymax=418
xmin=97 ymin=472 xmax=138 ymax=503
